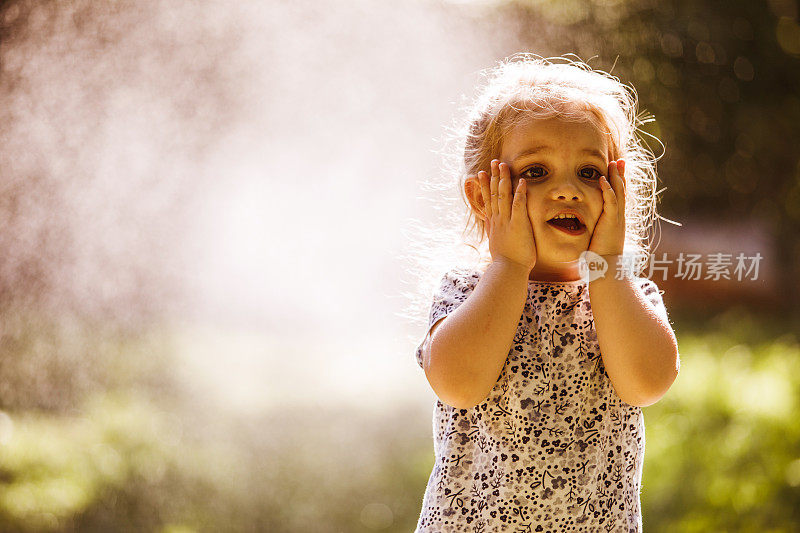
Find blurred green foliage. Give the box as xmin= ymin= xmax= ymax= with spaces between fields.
xmin=0 ymin=389 xmax=433 ymax=532
xmin=0 ymin=309 xmax=798 ymax=532
xmin=642 ymin=307 xmax=800 ymax=532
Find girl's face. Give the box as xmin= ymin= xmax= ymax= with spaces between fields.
xmin=499 ymin=117 xmax=610 ymax=281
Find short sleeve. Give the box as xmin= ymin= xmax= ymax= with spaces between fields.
xmin=637 ymin=277 xmax=669 ymax=322
xmin=414 ymin=268 xmax=481 ymax=369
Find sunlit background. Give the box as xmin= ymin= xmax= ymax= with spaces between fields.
xmin=0 ymin=0 xmax=798 ymax=531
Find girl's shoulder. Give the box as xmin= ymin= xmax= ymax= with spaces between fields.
xmin=635 ymin=276 xmax=662 ymax=291
xmin=632 ymin=276 xmax=669 ymax=317
xmin=439 ymin=264 xmax=483 ymax=278
xmin=435 ymin=266 xmax=483 ymax=291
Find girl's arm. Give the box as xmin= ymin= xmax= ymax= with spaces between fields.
xmin=588 ymin=254 xmax=680 ymax=407
xmin=420 ymin=258 xmax=529 ymax=410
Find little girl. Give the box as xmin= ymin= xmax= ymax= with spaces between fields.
xmin=413 ymin=55 xmax=681 ymax=532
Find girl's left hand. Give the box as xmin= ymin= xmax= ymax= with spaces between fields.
xmin=587 ymin=160 xmax=626 ymax=257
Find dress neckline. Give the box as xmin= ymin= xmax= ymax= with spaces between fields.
xmin=527 ymin=278 xmax=586 ymax=285
xmin=465 ymin=266 xmax=588 ymax=286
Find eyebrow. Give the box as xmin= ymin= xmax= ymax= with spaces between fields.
xmin=511 ymin=145 xmax=607 ymax=164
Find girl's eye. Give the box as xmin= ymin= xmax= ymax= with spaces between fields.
xmin=579 ymin=167 xmax=602 ymax=180
xmin=519 ymin=166 xmax=603 ymax=181
xmin=521 ymin=165 xmax=546 ymax=180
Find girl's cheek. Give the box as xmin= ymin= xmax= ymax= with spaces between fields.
xmin=524 ymin=185 xmax=537 ymax=204
xmin=526 ymin=187 xmax=543 ymax=208
xmin=525 ymin=196 xmax=542 ymax=239
xmin=525 ymin=195 xmax=537 ymax=221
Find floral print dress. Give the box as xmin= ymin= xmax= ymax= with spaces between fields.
xmin=414 ymin=267 xmax=669 ymax=533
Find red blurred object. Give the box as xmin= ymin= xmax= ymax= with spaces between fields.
xmin=643 ymin=216 xmax=780 ymax=311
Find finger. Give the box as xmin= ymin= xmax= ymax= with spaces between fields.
xmin=511 ymin=177 xmax=528 ymax=224
xmin=478 ymin=171 xmax=491 ymax=220
xmin=600 ymin=174 xmax=617 ymax=205
xmin=600 ymin=166 xmax=618 ymax=211
xmin=613 ymin=160 xmax=626 ymax=190
xmin=615 ymin=160 xmax=627 ymax=220
xmin=607 ymin=161 xmax=621 ymax=198
xmin=609 ymin=161 xmax=625 ymax=217
xmin=498 ymin=162 xmax=512 ymax=220
xmin=489 ymin=160 xmax=499 ymax=216
xmin=478 ymin=172 xmax=494 ymax=236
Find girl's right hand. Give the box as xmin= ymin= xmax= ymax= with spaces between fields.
xmin=478 ymin=159 xmax=537 ymax=272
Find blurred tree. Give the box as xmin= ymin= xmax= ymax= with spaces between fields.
xmin=445 ymin=0 xmax=800 ymax=309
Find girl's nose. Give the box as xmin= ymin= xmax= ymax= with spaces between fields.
xmin=548 ymin=174 xmax=583 ymax=201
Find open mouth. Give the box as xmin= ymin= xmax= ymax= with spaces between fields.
xmin=546 ymin=214 xmax=587 ymax=235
